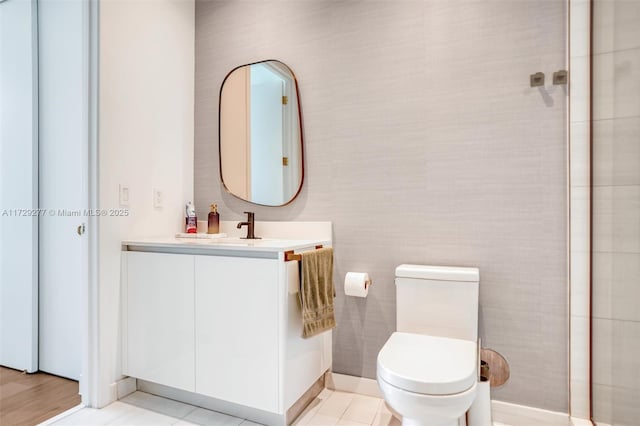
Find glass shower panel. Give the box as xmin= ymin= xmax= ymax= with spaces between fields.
xmin=591 ymin=1 xmax=640 ymax=425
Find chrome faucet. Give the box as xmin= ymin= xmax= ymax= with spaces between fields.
xmin=237 ymin=211 xmax=259 ymax=239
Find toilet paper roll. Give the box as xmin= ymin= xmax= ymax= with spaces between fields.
xmin=344 ymin=272 xmax=371 ymax=297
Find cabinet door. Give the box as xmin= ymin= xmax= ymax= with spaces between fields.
xmin=195 ymin=256 xmax=279 ymax=412
xmin=123 ymin=252 xmax=195 ymax=392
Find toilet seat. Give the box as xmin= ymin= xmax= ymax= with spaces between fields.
xmin=377 ymin=332 xmax=477 ymax=396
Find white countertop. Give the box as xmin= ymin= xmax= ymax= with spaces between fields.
xmin=122 ymin=236 xmax=331 ymax=254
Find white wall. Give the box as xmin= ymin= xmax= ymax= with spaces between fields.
xmin=0 ymin=0 xmax=39 ymax=373
xmin=97 ymin=0 xmax=194 ymax=407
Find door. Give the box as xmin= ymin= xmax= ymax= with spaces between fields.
xmin=249 ymin=63 xmax=285 ymax=205
xmin=0 ymin=0 xmax=39 ymax=374
xmin=37 ymin=0 xmax=87 ymax=380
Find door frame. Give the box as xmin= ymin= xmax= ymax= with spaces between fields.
xmin=263 ymin=62 xmax=296 ymax=199
xmin=82 ymin=0 xmax=100 ymax=407
xmin=37 ymin=0 xmax=99 ymax=405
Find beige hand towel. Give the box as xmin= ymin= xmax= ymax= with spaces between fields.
xmin=299 ymin=247 xmax=336 ymax=338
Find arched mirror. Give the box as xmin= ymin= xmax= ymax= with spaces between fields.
xmin=219 ymin=60 xmax=304 ymax=206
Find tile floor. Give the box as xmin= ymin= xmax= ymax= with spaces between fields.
xmin=47 ymin=389 xmax=513 ymax=426
xmin=48 ymin=391 xmax=259 ymax=426
xmin=292 ymin=389 xmax=395 ymax=426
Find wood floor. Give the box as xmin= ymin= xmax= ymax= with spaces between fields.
xmin=0 ymin=366 xmax=80 ymax=426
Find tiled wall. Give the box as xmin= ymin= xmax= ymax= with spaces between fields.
xmin=591 ymin=0 xmax=640 ymax=424
xmin=194 ymin=1 xmax=568 ymax=411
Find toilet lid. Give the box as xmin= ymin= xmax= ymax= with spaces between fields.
xmin=377 ymin=332 xmax=477 ymax=395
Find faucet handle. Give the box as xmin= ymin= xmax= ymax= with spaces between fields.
xmin=239 ymin=212 xmax=258 ymax=239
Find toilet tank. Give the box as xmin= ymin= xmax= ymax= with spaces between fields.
xmin=395 ymin=264 xmax=479 ymax=342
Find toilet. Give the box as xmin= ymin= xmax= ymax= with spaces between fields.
xmin=377 ymin=264 xmax=480 ymax=426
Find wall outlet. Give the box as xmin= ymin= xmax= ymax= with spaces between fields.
xmin=119 ymin=184 xmax=129 ymax=207
xmin=153 ymin=188 xmax=163 ymax=209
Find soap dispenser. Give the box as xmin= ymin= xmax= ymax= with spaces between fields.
xmin=185 ymin=202 xmax=197 ymax=233
xmin=208 ymin=203 xmax=220 ymax=234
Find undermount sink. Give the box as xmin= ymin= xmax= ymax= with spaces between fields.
xmin=206 ymin=237 xmax=273 ymax=246
xmin=171 ymin=236 xmax=295 ymax=248
xmin=174 ymin=234 xmax=273 ymax=245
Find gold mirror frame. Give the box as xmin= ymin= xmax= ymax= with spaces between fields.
xmin=218 ymin=59 xmax=304 ymax=207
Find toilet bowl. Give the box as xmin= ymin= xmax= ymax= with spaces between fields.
xmin=377 ymin=332 xmax=478 ymax=426
xmin=377 ymin=265 xmax=480 ymax=426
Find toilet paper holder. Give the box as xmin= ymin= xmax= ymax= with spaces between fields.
xmin=480 ymin=348 xmax=510 ymax=387
xmin=346 ymin=272 xmax=371 ymax=288
xmin=344 ymin=272 xmax=372 ymax=298
xmin=361 ymin=277 xmax=372 ymax=289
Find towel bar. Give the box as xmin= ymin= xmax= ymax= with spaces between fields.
xmin=284 ymin=245 xmax=324 ymax=262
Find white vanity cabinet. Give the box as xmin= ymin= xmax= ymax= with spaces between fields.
xmin=121 ymin=251 xmax=195 ymax=392
xmin=194 ymin=255 xmax=279 ymax=412
xmin=121 ymin=234 xmax=332 ymax=426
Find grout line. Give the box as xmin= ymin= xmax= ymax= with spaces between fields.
xmin=591 ymin=45 xmax=640 ymax=56
xmin=335 ymin=392 xmax=356 ymax=419
xmin=591 ymin=250 xmax=640 ymax=255
xmin=374 ymin=398 xmax=383 ymax=415
xmin=590 ymin=183 xmax=640 ymax=188
xmin=338 ymin=393 xmax=383 ymax=425
xmin=590 ymin=316 xmax=640 ymax=323
xmin=589 ymin=115 xmax=640 ymax=122
xmin=181 ymin=404 xmax=198 ymax=420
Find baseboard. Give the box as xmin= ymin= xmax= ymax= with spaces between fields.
xmin=286 ymin=375 xmax=325 ymax=425
xmin=326 ymin=372 xmax=382 ymax=398
xmin=107 ymin=382 xmax=118 ymax=406
xmin=570 ymin=417 xmax=595 ymax=426
xmin=116 ymin=376 xmax=137 ymax=399
xmin=492 ymin=400 xmax=570 ymax=426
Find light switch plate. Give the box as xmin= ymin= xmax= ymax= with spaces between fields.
xmin=119 ymin=184 xmax=129 ymax=207
xmin=153 ymin=188 xmax=163 ymax=209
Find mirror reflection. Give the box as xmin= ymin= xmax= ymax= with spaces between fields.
xmin=219 ymin=60 xmax=303 ymax=206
